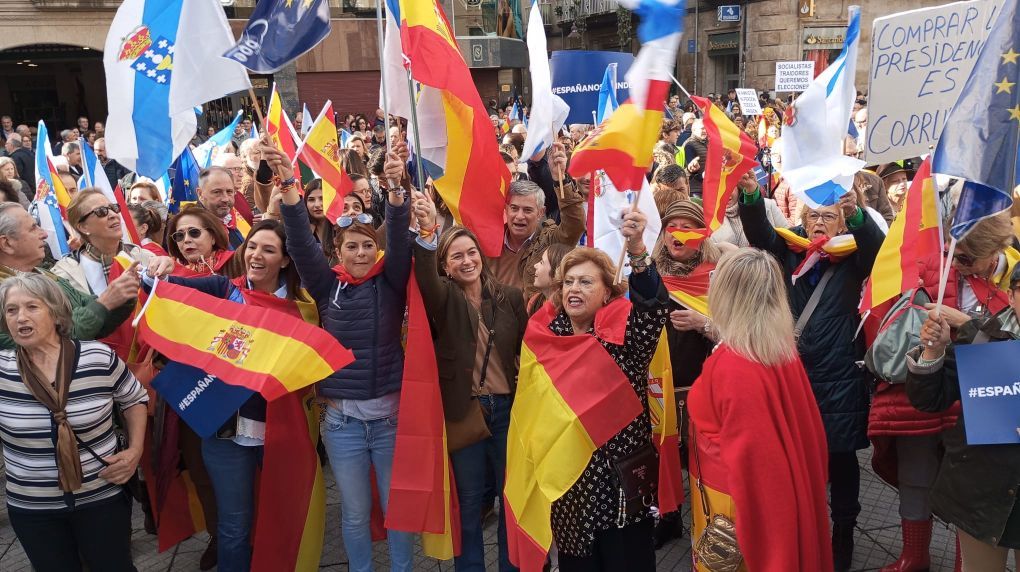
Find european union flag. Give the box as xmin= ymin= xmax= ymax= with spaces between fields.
xmin=168 ymin=146 xmax=200 ymax=214
xmin=933 ymin=0 xmax=1018 ymax=239
xmin=224 ymin=0 xmax=331 ymax=74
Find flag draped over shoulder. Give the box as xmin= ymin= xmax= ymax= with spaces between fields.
xmin=385 ymin=271 xmax=460 ymax=560
xmin=775 ymin=227 xmax=858 ymax=283
xmin=932 ymin=0 xmax=1018 ymax=239
xmin=104 ymin=0 xmax=251 ymax=178
xmin=691 ymin=96 xmax=759 ymax=233
xmin=504 ymin=299 xmax=643 ymax=571
xmin=568 ymin=0 xmax=685 ymax=191
xmin=776 ymin=6 xmax=863 ymax=208
xmin=296 ymin=101 xmax=354 ymax=225
xmin=33 ymin=120 xmax=70 ymax=257
xmin=135 ymin=280 xmax=354 ymax=401
xmin=860 ymin=158 xmax=941 ymax=313
xmin=647 ymin=328 xmax=683 ymax=514
xmin=398 ymin=0 xmax=511 ymax=256
xmin=520 ymin=0 xmax=570 ymax=161
xmin=662 ymin=264 xmax=713 ymax=316
xmin=224 ymin=0 xmax=331 ymax=74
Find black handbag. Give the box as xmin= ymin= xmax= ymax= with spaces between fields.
xmin=611 ymin=441 xmax=659 ymax=520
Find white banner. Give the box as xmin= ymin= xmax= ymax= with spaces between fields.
xmin=864 ymin=0 xmax=1003 ymax=164
xmin=775 ymin=61 xmax=815 ymax=92
xmin=734 ymin=88 xmax=762 ymax=115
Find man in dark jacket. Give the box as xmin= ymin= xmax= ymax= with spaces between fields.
xmin=5 ymin=134 xmax=34 ymax=191
xmin=94 ymin=137 xmax=130 ymax=185
xmin=738 ymin=175 xmax=884 ymax=572
xmin=678 ymin=119 xmax=708 ymax=197
xmin=906 ymin=267 xmax=1020 ymax=564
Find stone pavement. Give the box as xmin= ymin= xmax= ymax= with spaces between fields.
xmin=0 ymin=447 xmax=1013 ymax=571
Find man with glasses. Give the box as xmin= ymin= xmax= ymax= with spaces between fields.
xmin=0 ymin=203 xmax=137 ymax=349
xmin=196 ymin=166 xmax=245 ymax=249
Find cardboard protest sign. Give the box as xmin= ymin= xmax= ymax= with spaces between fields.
xmin=775 ymin=61 xmax=815 ymax=92
xmin=864 ymin=0 xmax=1002 ymax=164
xmin=735 ymin=88 xmax=762 ymax=115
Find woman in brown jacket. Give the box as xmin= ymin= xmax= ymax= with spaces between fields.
xmin=412 ymin=190 xmax=528 ymax=572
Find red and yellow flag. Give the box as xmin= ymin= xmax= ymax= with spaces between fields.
xmin=647 ymin=328 xmax=683 ymax=514
xmin=692 ymin=96 xmax=759 ymax=233
xmin=662 ymin=264 xmax=714 ymax=317
xmin=135 ymin=280 xmax=354 ymax=401
xmin=266 ymin=83 xmax=303 ymax=190
xmin=296 ymin=100 xmax=354 ymax=224
xmin=399 ymin=0 xmax=511 ymax=256
xmin=667 ymin=226 xmax=710 ymax=250
xmin=860 ymin=157 xmax=942 ymax=313
xmin=386 ymin=271 xmax=461 ymax=560
xmin=504 ymin=299 xmax=643 ymax=571
xmin=568 ymin=79 xmax=670 ymax=192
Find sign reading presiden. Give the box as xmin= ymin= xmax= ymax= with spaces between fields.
xmin=864 ymin=0 xmax=1003 ymax=164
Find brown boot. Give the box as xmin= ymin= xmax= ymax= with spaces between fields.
xmin=880 ymin=519 xmax=932 ymax=572
xmin=199 ymin=536 xmax=218 ymax=571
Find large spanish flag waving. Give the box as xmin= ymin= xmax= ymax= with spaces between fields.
xmin=504 ymin=299 xmax=643 ymax=571
xmin=296 ymin=100 xmax=354 ymax=224
xmin=860 ymin=157 xmax=942 ymax=313
xmin=385 ymin=271 xmax=461 ymax=559
xmin=398 ymin=0 xmax=511 ymax=256
xmin=135 ymin=280 xmax=354 ymax=401
xmin=691 ymin=95 xmax=759 ymax=233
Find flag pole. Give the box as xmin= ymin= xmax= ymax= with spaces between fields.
xmin=405 ymin=69 xmax=427 ymax=193
xmin=934 ymin=236 xmax=957 ymax=316
xmin=554 ymin=122 xmax=564 ymax=201
xmin=247 ymin=87 xmax=266 ymax=133
xmin=614 ymin=185 xmax=645 ymax=285
xmin=667 ymin=73 xmax=694 ymax=101
xmin=375 ymin=0 xmax=397 ymax=189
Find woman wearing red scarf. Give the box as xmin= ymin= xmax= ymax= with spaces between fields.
xmin=688 ymin=248 xmax=831 ymax=571
xmin=164 ymin=206 xmax=236 ymax=278
xmin=145 ymin=219 xmax=314 ymax=570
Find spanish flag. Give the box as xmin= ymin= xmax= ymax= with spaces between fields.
xmin=134 ymin=280 xmax=354 ymax=401
xmin=662 ymin=264 xmax=714 ymax=317
xmin=775 ymin=227 xmax=858 ymax=283
xmin=399 ymin=0 xmax=511 ymax=256
xmin=668 ymin=226 xmax=710 ymax=250
xmin=692 ymin=96 xmax=759 ymax=233
xmin=385 ymin=271 xmax=460 ymax=559
xmin=647 ymin=328 xmax=683 ymax=514
xmin=860 ymin=157 xmax=941 ymax=313
xmin=504 ymin=299 xmax=643 ymax=571
xmin=567 ymin=79 xmax=670 ymax=193
xmin=296 ymin=100 xmax=354 ymax=224
xmin=266 ymin=82 xmax=302 ymax=186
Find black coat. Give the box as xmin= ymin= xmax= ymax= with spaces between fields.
xmin=9 ymin=147 xmax=34 ymax=191
xmin=740 ymin=195 xmax=884 ymax=452
xmin=905 ymin=313 xmax=1020 ymax=548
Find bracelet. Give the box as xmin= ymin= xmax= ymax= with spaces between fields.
xmin=703 ymin=318 xmax=713 ymax=335
xmin=627 ymin=249 xmax=649 ymax=261
xmin=419 ymin=222 xmax=440 ymax=234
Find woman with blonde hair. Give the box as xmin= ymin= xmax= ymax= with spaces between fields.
xmin=687 ymin=248 xmax=831 ymax=571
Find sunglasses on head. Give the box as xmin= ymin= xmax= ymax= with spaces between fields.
xmin=336 ymin=213 xmax=373 ymax=228
xmin=171 ymin=227 xmax=208 ymax=242
xmin=78 ymin=203 xmax=120 ymax=224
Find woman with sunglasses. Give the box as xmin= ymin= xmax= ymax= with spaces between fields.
xmin=52 ymin=188 xmax=153 ymax=361
xmin=867 ymin=211 xmax=1020 ymax=572
xmin=268 ymin=139 xmax=416 ymax=572
xmin=165 ymin=206 xmax=236 ymax=278
xmin=144 ymin=219 xmax=317 ymax=572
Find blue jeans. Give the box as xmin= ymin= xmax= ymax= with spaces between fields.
xmin=451 ymin=394 xmax=517 ymax=572
xmin=201 ymin=437 xmax=263 ymax=572
xmin=322 ymin=408 xmax=414 ymax=572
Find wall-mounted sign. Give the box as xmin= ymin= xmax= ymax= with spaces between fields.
xmin=803 ymin=27 xmax=847 ymax=49
xmin=718 ymin=5 xmax=741 ymax=22
xmin=707 ymin=32 xmax=740 ymax=53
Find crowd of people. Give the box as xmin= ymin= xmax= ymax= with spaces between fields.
xmin=0 ymin=82 xmax=1016 ymax=572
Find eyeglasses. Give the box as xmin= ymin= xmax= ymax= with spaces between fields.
xmin=805 ymin=212 xmax=839 ymax=223
xmin=171 ymin=227 xmax=208 ymax=242
xmin=953 ymin=252 xmax=977 ymax=266
xmin=78 ymin=203 xmax=120 ymax=223
xmin=336 ymin=213 xmax=373 ymax=228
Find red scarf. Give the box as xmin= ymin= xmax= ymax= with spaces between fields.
xmin=964 ymin=274 xmax=1010 ymax=315
xmin=172 ymin=249 xmax=234 ymax=278
xmin=332 ymin=253 xmax=385 ymax=286
xmin=229 ymin=276 xmax=303 ymax=319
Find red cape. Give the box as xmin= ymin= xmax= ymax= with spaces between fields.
xmin=689 ymin=345 xmax=832 ymax=571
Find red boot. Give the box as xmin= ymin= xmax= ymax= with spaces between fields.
xmin=880 ymin=519 xmax=932 ymax=572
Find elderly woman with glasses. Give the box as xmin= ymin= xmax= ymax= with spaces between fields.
xmin=267 ymin=139 xmax=416 ymax=572
xmin=0 ymin=273 xmax=148 ymax=572
xmin=737 ymin=174 xmax=884 ymax=572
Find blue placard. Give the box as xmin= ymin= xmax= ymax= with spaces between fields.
xmin=954 ymin=339 xmax=1020 ymax=445
xmin=717 ymin=5 xmax=741 ymax=22
xmin=687 ymin=39 xmax=696 ymax=53
xmin=151 ymin=362 xmax=255 ymax=438
xmin=550 ymin=50 xmax=635 ymax=125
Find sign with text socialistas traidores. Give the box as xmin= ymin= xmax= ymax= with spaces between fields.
xmin=864 ymin=0 xmax=1003 ymax=165
xmin=954 ymin=339 xmax=1020 ymax=445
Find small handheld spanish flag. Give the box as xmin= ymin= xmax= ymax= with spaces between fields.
xmin=668 ymin=226 xmax=710 ymax=250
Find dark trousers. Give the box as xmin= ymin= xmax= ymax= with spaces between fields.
xmin=9 ymin=492 xmax=137 ymax=572
xmin=558 ymin=518 xmax=656 ymax=572
xmin=829 ymin=450 xmax=862 ymax=524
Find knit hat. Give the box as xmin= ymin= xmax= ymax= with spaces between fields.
xmin=660 ymin=199 xmax=706 ymax=228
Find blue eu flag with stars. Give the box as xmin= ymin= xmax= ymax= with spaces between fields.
xmin=168 ymin=146 xmax=200 ymax=215
xmin=933 ymin=0 xmax=1019 ymax=239
xmin=223 ymin=0 xmax=331 ymax=74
